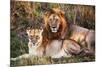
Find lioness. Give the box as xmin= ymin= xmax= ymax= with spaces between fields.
xmin=11 ymin=28 xmax=44 ymax=61
xmin=26 ymin=28 xmax=44 ymax=57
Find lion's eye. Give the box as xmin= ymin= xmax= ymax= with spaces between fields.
xmin=49 ymin=18 xmax=52 ymax=21
xmin=55 ymin=19 xmax=58 ymax=22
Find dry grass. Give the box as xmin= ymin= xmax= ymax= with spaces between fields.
xmin=11 ymin=55 xmax=95 ymax=66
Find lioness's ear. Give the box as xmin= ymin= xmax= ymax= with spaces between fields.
xmin=39 ymin=28 xmax=43 ymax=34
xmin=26 ymin=27 xmax=31 ymax=35
xmin=26 ymin=30 xmax=30 ymax=35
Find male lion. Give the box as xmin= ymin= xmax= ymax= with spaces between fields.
xmin=43 ymin=8 xmax=68 ymax=39
xmin=43 ymin=8 xmax=95 ymax=55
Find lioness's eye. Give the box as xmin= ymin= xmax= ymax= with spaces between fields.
xmin=36 ymin=36 xmax=40 ymax=39
xmin=29 ymin=35 xmax=32 ymax=38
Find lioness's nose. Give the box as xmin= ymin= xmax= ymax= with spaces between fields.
xmin=32 ymin=41 xmax=36 ymax=44
xmin=33 ymin=42 xmax=35 ymax=44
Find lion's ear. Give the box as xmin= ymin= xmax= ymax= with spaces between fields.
xmin=43 ymin=10 xmax=52 ymax=26
xmin=60 ymin=10 xmax=65 ymax=17
xmin=52 ymin=8 xmax=65 ymax=17
xmin=44 ymin=11 xmax=50 ymax=18
xmin=44 ymin=8 xmax=54 ymax=17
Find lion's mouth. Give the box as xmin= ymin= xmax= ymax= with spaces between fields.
xmin=51 ymin=27 xmax=58 ymax=33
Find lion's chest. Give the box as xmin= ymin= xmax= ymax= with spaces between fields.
xmin=45 ymin=40 xmax=62 ymax=56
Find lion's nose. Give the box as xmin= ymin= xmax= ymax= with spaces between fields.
xmin=52 ymin=27 xmax=56 ymax=28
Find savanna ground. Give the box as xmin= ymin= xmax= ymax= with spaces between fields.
xmin=10 ymin=1 xmax=95 ymax=66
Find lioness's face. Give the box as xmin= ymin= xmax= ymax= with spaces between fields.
xmin=48 ymin=14 xmax=61 ymax=33
xmin=26 ymin=29 xmax=43 ymax=46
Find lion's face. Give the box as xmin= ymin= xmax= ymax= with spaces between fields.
xmin=26 ymin=29 xmax=43 ymax=46
xmin=44 ymin=8 xmax=68 ymax=39
xmin=48 ymin=14 xmax=61 ymax=33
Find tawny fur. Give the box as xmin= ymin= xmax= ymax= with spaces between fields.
xmin=43 ymin=8 xmax=95 ymax=54
xmin=69 ymin=24 xmax=95 ymax=52
xmin=26 ymin=28 xmax=44 ymax=57
xmin=43 ymin=8 xmax=68 ymax=40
